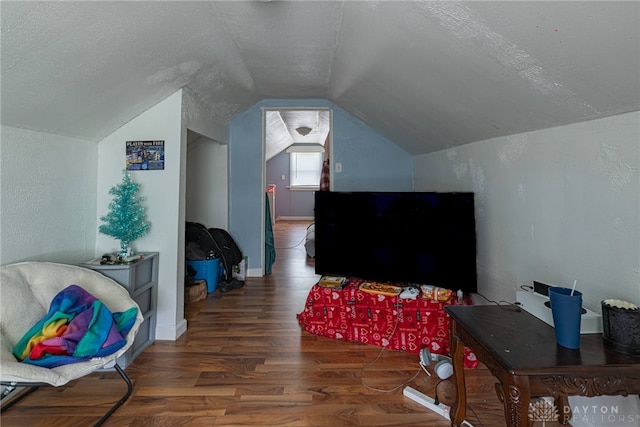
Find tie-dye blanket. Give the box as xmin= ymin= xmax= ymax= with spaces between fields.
xmin=13 ymin=285 xmax=138 ymax=368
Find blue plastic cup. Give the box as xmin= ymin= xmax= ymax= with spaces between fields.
xmin=549 ymin=287 xmax=583 ymax=349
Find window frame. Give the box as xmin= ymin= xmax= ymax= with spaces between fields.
xmin=289 ymin=150 xmax=323 ymax=191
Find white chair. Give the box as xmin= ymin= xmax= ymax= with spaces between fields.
xmin=0 ymin=261 xmax=144 ymax=426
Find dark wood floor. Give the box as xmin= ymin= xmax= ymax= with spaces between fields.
xmin=1 ymin=220 xmax=507 ymax=426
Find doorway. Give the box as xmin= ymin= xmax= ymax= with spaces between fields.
xmin=185 ymin=129 xmax=229 ymax=229
xmin=262 ymin=108 xmax=332 ymax=273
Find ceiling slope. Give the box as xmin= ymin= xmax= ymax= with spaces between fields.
xmin=1 ymin=1 xmax=638 ymax=155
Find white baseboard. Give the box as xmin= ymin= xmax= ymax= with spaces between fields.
xmin=247 ymin=267 xmax=262 ymax=277
xmin=276 ymin=216 xmax=314 ymax=221
xmin=155 ymin=318 xmax=187 ymax=340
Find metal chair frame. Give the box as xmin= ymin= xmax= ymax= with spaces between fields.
xmin=1 ymin=363 xmax=133 ymax=426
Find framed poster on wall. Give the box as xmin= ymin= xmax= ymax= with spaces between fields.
xmin=126 ymin=140 xmax=165 ymax=171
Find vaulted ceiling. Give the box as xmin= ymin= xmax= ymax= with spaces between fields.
xmin=2 ymin=1 xmax=639 ymax=155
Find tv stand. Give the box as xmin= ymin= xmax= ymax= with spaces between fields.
xmin=297 ymin=278 xmax=478 ymax=369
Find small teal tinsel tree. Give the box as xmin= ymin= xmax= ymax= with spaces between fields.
xmin=99 ymin=170 xmax=151 ymax=258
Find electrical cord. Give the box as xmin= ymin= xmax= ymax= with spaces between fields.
xmin=360 ymin=349 xmax=423 ymax=393
xmin=432 ymin=378 xmax=482 ymax=426
xmin=276 ymin=222 xmax=317 ymax=250
xmin=433 ymin=379 xmax=444 ymax=405
xmin=358 ymin=291 xmax=493 ymax=427
xmin=274 ymin=233 xmax=307 ymax=250
xmin=360 ymin=305 xmax=425 ymax=393
xmin=466 ymin=403 xmax=483 ymax=427
xmin=474 ymin=292 xmax=520 ymax=310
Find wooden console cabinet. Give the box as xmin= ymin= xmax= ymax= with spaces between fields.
xmin=81 ymin=252 xmax=158 ymax=368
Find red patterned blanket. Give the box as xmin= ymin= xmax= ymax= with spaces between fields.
xmin=297 ymin=278 xmax=478 ymax=369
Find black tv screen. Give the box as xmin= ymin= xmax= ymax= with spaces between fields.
xmin=314 ymin=191 xmax=477 ymax=294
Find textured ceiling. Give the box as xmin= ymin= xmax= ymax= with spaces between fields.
xmin=1 ymin=1 xmax=639 ymax=155
xmin=264 ymin=109 xmax=331 ymax=161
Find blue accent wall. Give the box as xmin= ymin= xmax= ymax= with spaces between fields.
xmin=229 ymin=99 xmax=413 ymax=273
xmin=330 ymin=108 xmax=414 ymax=192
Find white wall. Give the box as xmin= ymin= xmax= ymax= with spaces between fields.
xmin=414 ymin=112 xmax=640 ymax=312
xmin=95 ymin=88 xmax=230 ymax=341
xmin=97 ymin=91 xmax=185 ymax=340
xmin=186 ymin=136 xmax=229 ymax=229
xmin=0 ymin=126 xmax=97 ymax=264
xmin=180 ymin=86 xmax=230 ymax=322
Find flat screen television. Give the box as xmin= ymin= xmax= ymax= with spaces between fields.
xmin=314 ymin=191 xmax=477 ymax=294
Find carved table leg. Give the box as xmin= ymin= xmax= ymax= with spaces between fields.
xmin=495 ymin=381 xmax=505 ymax=405
xmin=501 ymin=375 xmax=532 ymax=427
xmin=555 ymin=394 xmax=570 ymax=424
xmin=449 ymin=319 xmax=467 ymax=427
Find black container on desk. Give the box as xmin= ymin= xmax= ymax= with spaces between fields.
xmin=601 ymin=299 xmax=640 ymax=356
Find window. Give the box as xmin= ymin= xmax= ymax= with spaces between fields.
xmin=290 ymin=152 xmax=323 ymax=189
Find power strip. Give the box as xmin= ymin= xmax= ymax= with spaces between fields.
xmin=403 ymin=386 xmax=475 ymax=427
xmin=403 ymin=386 xmax=450 ymax=419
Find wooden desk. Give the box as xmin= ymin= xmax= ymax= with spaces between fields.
xmin=445 ymin=305 xmax=640 ymax=427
